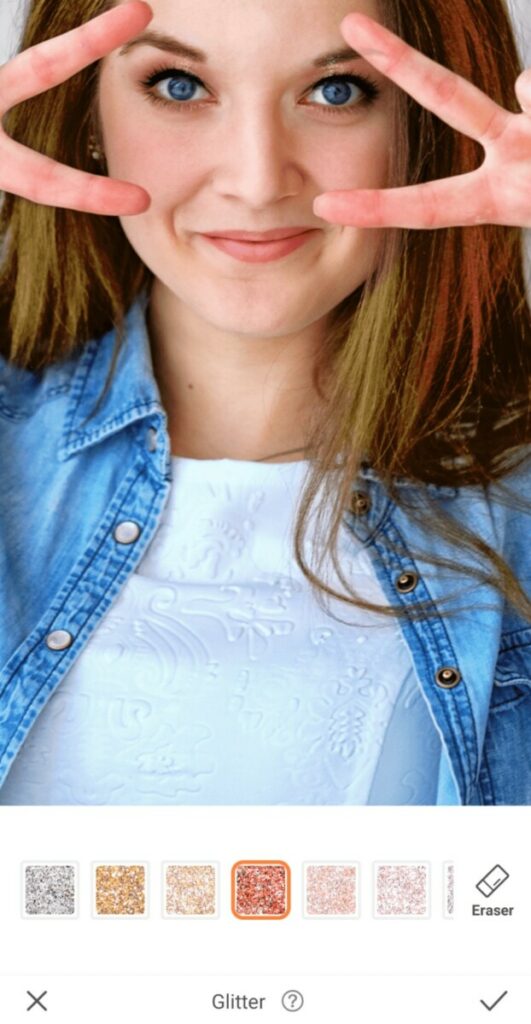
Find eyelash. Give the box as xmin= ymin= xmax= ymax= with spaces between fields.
xmin=139 ymin=66 xmax=381 ymax=116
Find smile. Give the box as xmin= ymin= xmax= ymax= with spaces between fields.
xmin=198 ymin=230 xmax=321 ymax=264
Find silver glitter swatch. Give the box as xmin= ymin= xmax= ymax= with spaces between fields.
xmin=24 ymin=864 xmax=76 ymax=916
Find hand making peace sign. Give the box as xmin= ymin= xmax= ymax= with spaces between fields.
xmin=313 ymin=12 xmax=531 ymax=230
xmin=1 ymin=4 xmax=530 ymax=228
xmin=0 ymin=1 xmax=153 ymax=215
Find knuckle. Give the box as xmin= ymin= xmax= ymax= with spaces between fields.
xmin=73 ymin=20 xmax=98 ymax=60
xmin=431 ymin=70 xmax=460 ymax=105
xmin=0 ymin=61 xmax=19 ymax=113
xmin=76 ymin=168 xmax=111 ymax=212
xmin=420 ymin=186 xmax=438 ymax=228
xmin=31 ymin=160 xmax=58 ymax=199
xmin=28 ymin=44 xmax=59 ymax=88
xmin=380 ymin=40 xmax=410 ymax=78
xmin=479 ymin=110 xmax=508 ymax=145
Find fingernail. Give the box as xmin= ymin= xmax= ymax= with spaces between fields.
xmin=313 ymin=197 xmax=329 ymax=216
xmin=359 ymin=47 xmax=386 ymax=59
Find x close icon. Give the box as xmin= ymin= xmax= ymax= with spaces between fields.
xmin=26 ymin=990 xmax=48 ymax=1012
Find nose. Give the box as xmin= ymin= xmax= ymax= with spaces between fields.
xmin=213 ymin=103 xmax=304 ymax=208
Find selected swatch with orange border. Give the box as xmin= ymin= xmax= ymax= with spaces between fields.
xmin=231 ymin=861 xmax=291 ymax=920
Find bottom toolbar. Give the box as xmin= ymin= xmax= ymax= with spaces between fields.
xmin=1 ymin=975 xmax=526 ymax=1023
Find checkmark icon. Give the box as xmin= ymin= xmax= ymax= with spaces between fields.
xmin=480 ymin=991 xmax=508 ymax=1011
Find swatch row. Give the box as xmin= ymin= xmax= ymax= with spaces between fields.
xmin=21 ymin=860 xmax=455 ymax=920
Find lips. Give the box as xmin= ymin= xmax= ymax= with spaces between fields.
xmin=199 ymin=229 xmax=319 ymax=263
xmin=202 ymin=228 xmax=314 ymax=242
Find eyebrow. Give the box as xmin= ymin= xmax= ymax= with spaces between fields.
xmin=118 ymin=31 xmax=362 ymax=67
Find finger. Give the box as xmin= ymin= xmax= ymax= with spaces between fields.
xmin=515 ymin=68 xmax=531 ymax=116
xmin=0 ymin=1 xmax=152 ymax=113
xmin=0 ymin=135 xmax=151 ymax=215
xmin=340 ymin=13 xmax=511 ymax=146
xmin=313 ymin=171 xmax=511 ymax=229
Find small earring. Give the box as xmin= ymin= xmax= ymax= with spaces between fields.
xmin=88 ymin=133 xmax=105 ymax=163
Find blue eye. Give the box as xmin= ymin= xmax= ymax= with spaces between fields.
xmin=143 ymin=69 xmax=208 ymax=104
xmin=140 ymin=67 xmax=380 ymax=115
xmin=308 ymin=74 xmax=379 ymax=111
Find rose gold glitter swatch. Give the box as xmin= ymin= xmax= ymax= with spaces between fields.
xmin=231 ymin=861 xmax=291 ymax=920
xmin=164 ymin=864 xmax=218 ymax=917
xmin=94 ymin=864 xmax=146 ymax=916
xmin=374 ymin=863 xmax=429 ymax=918
xmin=304 ymin=863 xmax=359 ymax=917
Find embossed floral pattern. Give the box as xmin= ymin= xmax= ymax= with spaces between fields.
xmin=0 ymin=458 xmax=440 ymax=805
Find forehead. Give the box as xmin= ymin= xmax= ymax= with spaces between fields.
xmin=118 ymin=0 xmax=383 ymax=65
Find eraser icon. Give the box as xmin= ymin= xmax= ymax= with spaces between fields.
xmin=476 ymin=865 xmax=509 ymax=898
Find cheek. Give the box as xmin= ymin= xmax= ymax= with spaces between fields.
xmin=103 ymin=123 xmax=207 ymax=203
xmin=314 ymin=123 xmax=390 ymax=192
xmin=334 ymin=226 xmax=383 ymax=291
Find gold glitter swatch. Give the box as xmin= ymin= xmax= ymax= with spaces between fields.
xmin=165 ymin=864 xmax=217 ymax=916
xmin=95 ymin=865 xmax=146 ymax=916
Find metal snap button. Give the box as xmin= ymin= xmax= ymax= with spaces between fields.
xmin=350 ymin=491 xmax=371 ymax=516
xmin=45 ymin=629 xmax=74 ymax=652
xmin=113 ymin=521 xmax=142 ymax=545
xmin=147 ymin=427 xmax=158 ymax=452
xmin=396 ymin=571 xmax=419 ymax=594
xmin=436 ymin=666 xmax=462 ymax=689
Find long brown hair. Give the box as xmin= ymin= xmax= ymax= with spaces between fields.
xmin=1 ymin=0 xmax=530 ymax=621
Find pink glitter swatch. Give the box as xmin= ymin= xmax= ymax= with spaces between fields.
xmin=305 ymin=864 xmax=358 ymax=917
xmin=444 ymin=862 xmax=455 ymax=918
xmin=375 ymin=863 xmax=429 ymax=918
xmin=232 ymin=861 xmax=290 ymax=919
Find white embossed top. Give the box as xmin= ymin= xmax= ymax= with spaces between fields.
xmin=0 ymin=457 xmax=441 ymax=805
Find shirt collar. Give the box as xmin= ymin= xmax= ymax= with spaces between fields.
xmin=58 ymin=289 xmax=164 ymax=462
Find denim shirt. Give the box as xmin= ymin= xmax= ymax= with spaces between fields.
xmin=0 ymin=292 xmax=530 ymax=805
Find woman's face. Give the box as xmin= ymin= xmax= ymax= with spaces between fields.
xmin=98 ymin=0 xmax=393 ymax=338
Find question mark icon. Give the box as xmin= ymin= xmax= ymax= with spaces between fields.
xmin=281 ymin=989 xmax=304 ymax=1012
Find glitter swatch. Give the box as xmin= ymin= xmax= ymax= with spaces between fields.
xmin=304 ymin=863 xmax=359 ymax=917
xmin=24 ymin=864 xmax=77 ymax=917
xmin=165 ymin=863 xmax=217 ymax=917
xmin=232 ymin=861 xmax=290 ymax=919
xmin=375 ymin=863 xmax=429 ymax=918
xmin=444 ymin=862 xmax=455 ymax=918
xmin=94 ymin=864 xmax=146 ymax=916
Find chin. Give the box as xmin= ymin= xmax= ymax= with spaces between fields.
xmin=187 ymin=291 xmax=311 ymax=337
